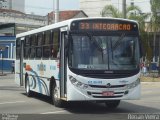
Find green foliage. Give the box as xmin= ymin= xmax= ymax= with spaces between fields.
xmin=150 ymin=0 xmax=160 ymax=73
xmin=101 ymin=5 xmax=122 ymax=18
xmin=150 ymin=0 xmax=160 ymax=32
xmin=141 ymin=32 xmax=153 ymax=62
xmin=100 ymin=4 xmax=151 ymax=60
xmin=100 ymin=5 xmax=149 ymax=33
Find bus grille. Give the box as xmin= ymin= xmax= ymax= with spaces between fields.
xmin=89 ymin=84 xmax=126 ymax=88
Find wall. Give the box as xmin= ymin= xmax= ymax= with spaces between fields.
xmin=0 ymin=36 xmax=15 ymax=71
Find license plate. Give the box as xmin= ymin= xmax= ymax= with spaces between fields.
xmin=102 ymin=91 xmax=114 ymax=96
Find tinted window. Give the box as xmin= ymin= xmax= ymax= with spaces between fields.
xmin=30 ymin=48 xmax=35 ymax=58
xmin=16 ymin=38 xmax=21 ymax=59
xmin=37 ymin=33 xmax=43 ymax=46
xmin=45 ymin=31 xmax=50 ymax=45
xmin=24 ymin=47 xmax=30 ymax=59
xmin=43 ymin=46 xmax=50 ymax=59
xmin=36 ymin=47 xmax=42 ymax=58
xmin=50 ymin=30 xmax=60 ymax=59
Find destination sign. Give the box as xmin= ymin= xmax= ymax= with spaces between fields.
xmin=70 ymin=19 xmax=138 ymax=31
xmin=79 ymin=23 xmax=132 ymax=31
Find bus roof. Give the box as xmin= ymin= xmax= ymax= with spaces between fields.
xmin=16 ymin=17 xmax=138 ymax=39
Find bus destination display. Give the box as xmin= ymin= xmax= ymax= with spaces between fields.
xmin=80 ymin=22 xmax=132 ymax=31
xmin=71 ymin=20 xmax=138 ymax=31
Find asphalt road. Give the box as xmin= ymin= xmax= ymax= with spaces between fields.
xmin=0 ymin=74 xmax=160 ymax=120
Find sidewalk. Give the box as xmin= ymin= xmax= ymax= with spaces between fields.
xmin=0 ymin=72 xmax=15 ymax=80
xmin=0 ymin=73 xmax=19 ymax=92
xmin=141 ymin=76 xmax=160 ymax=82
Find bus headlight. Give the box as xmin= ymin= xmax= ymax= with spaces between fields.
xmin=126 ymin=78 xmax=140 ymax=89
xmin=69 ymin=75 xmax=88 ymax=89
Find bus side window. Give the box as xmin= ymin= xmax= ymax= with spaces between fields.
xmin=30 ymin=48 xmax=35 ymax=59
xmin=24 ymin=36 xmax=30 ymax=59
xmin=30 ymin=35 xmax=36 ymax=46
xmin=35 ymin=33 xmax=43 ymax=59
xmin=25 ymin=36 xmax=30 ymax=46
xmin=51 ymin=47 xmax=57 ymax=58
xmin=50 ymin=30 xmax=60 ymax=59
xmin=43 ymin=46 xmax=50 ymax=59
xmin=16 ymin=38 xmax=21 ymax=59
xmin=37 ymin=33 xmax=43 ymax=46
xmin=45 ymin=31 xmax=50 ymax=45
xmin=42 ymin=31 xmax=51 ymax=59
xmin=24 ymin=47 xmax=30 ymax=59
xmin=36 ymin=47 xmax=42 ymax=59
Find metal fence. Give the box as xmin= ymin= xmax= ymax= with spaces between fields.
xmin=140 ymin=69 xmax=160 ymax=82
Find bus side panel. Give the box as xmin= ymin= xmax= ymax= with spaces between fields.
xmin=23 ymin=59 xmax=60 ymax=96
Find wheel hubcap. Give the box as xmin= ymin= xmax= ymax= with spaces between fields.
xmin=54 ymin=86 xmax=58 ymax=101
xmin=26 ymin=80 xmax=29 ymax=93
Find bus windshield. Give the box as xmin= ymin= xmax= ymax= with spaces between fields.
xmin=68 ymin=32 xmax=140 ymax=70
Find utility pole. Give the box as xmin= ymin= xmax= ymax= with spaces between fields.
xmin=0 ymin=49 xmax=3 ymax=75
xmin=54 ymin=0 xmax=59 ymax=23
xmin=158 ymin=12 xmax=160 ymax=75
xmin=122 ymin=0 xmax=126 ymax=19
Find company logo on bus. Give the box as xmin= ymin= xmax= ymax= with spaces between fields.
xmin=106 ymin=83 xmax=111 ymax=88
xmin=37 ymin=62 xmax=46 ymax=75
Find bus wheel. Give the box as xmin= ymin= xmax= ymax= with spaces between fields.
xmin=25 ymin=76 xmax=32 ymax=97
xmin=52 ymin=84 xmax=64 ymax=107
xmin=105 ymin=100 xmax=120 ymax=109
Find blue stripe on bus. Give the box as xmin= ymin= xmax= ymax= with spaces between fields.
xmin=29 ymin=70 xmax=49 ymax=95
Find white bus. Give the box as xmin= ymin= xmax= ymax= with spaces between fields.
xmin=15 ymin=18 xmax=141 ymax=108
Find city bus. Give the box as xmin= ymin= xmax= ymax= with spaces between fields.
xmin=15 ymin=18 xmax=141 ymax=108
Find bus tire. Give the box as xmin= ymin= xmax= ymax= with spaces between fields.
xmin=105 ymin=100 xmax=120 ymax=109
xmin=52 ymin=84 xmax=64 ymax=107
xmin=25 ymin=76 xmax=32 ymax=97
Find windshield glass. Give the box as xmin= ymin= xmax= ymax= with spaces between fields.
xmin=68 ymin=32 xmax=140 ymax=70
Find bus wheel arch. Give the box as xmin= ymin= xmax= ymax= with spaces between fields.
xmin=50 ymin=76 xmax=64 ymax=107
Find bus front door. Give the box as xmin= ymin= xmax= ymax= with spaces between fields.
xmin=20 ymin=38 xmax=24 ymax=86
xmin=59 ymin=30 xmax=68 ymax=99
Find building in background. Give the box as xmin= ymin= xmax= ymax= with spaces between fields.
xmin=0 ymin=8 xmax=46 ymax=71
xmin=0 ymin=23 xmax=15 ymax=71
xmin=80 ymin=0 xmax=111 ymax=17
xmin=0 ymin=9 xmax=47 ymax=33
xmin=0 ymin=0 xmax=25 ymax=13
xmin=47 ymin=10 xmax=88 ymax=24
xmin=0 ymin=9 xmax=88 ymax=71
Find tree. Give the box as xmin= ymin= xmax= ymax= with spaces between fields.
xmin=150 ymin=0 xmax=160 ymax=73
xmin=101 ymin=5 xmax=149 ymax=32
xmin=101 ymin=4 xmax=151 ymax=63
xmin=101 ymin=5 xmax=122 ymax=18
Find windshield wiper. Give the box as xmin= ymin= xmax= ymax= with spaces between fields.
xmin=112 ymin=33 xmax=125 ymax=51
xmin=86 ymin=32 xmax=103 ymax=51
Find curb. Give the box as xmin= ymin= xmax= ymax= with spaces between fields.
xmin=0 ymin=74 xmax=7 ymax=76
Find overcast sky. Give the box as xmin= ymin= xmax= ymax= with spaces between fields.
xmin=25 ymin=0 xmax=80 ymax=15
xmin=25 ymin=0 xmax=150 ymax=15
